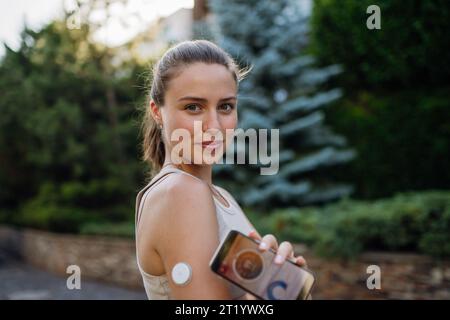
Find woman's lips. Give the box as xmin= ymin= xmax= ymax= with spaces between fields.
xmin=199 ymin=141 xmax=223 ymax=148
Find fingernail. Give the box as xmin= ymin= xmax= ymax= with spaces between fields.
xmin=259 ymin=242 xmax=268 ymax=250
xmin=275 ymin=254 xmax=284 ymax=264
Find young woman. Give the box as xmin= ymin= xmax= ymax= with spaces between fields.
xmin=135 ymin=40 xmax=308 ymax=300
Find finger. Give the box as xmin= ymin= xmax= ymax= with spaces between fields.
xmin=288 ymin=250 xmax=295 ymax=259
xmin=258 ymin=234 xmax=278 ymax=252
xmin=274 ymin=241 xmax=293 ymax=265
xmin=248 ymin=230 xmax=261 ymax=242
xmin=294 ymin=255 xmax=307 ymax=267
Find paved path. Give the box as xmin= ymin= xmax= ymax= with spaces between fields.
xmin=0 ymin=252 xmax=147 ymax=300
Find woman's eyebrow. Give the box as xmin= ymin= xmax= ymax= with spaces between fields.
xmin=178 ymin=96 xmax=237 ymax=102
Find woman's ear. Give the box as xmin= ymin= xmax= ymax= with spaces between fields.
xmin=150 ymin=100 xmax=162 ymax=124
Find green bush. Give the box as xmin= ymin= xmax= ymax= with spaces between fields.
xmin=0 ymin=21 xmax=148 ymax=220
xmin=311 ymin=0 xmax=450 ymax=199
xmin=12 ymin=183 xmax=106 ymax=233
xmin=311 ymin=0 xmax=450 ymax=90
xmin=57 ymin=179 xmax=134 ymax=221
xmin=79 ymin=221 xmax=135 ymax=238
xmin=16 ymin=203 xmax=95 ymax=234
xmin=325 ymin=89 xmax=450 ymax=199
xmin=246 ymin=207 xmax=321 ymax=245
xmin=248 ymin=191 xmax=450 ymax=259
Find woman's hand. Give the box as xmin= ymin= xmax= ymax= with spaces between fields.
xmin=237 ymin=230 xmax=311 ymax=300
xmin=248 ymin=230 xmax=307 ymax=268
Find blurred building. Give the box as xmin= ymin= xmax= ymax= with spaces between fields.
xmin=132 ymin=7 xmax=193 ymax=59
xmin=127 ymin=0 xmax=312 ymax=60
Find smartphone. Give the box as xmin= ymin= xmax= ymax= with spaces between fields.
xmin=210 ymin=229 xmax=315 ymax=300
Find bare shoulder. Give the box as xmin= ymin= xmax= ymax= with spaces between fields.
xmin=141 ymin=173 xmax=210 ymax=218
xmin=140 ymin=172 xmax=218 ymax=251
xmin=157 ymin=173 xmax=217 ymax=236
xmin=152 ymin=173 xmax=214 ymax=219
xmin=146 ymin=173 xmax=232 ymax=298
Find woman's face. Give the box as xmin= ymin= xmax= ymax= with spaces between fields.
xmin=159 ymin=62 xmax=238 ymax=165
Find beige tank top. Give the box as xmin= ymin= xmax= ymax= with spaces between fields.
xmin=135 ymin=164 xmax=255 ymax=300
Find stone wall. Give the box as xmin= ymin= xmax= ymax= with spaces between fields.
xmin=298 ymin=248 xmax=450 ymax=299
xmin=0 ymin=225 xmax=143 ymax=290
xmin=1 ymin=225 xmax=449 ymax=299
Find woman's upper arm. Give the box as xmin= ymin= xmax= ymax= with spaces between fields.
xmin=154 ymin=175 xmax=233 ymax=300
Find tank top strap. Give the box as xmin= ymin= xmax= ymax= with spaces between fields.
xmin=135 ymin=165 xmax=185 ymax=227
xmin=166 ymin=165 xmax=232 ymax=209
xmin=135 ymin=164 xmax=232 ymax=225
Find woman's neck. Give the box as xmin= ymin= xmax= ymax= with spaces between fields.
xmin=162 ymin=159 xmax=213 ymax=185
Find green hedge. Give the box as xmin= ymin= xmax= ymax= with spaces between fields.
xmin=246 ymin=191 xmax=450 ymax=259
xmin=12 ymin=181 xmax=134 ymax=233
xmin=325 ymin=89 xmax=450 ymax=199
xmin=9 ymin=189 xmax=450 ymax=259
xmin=311 ymin=0 xmax=450 ymax=199
xmin=311 ymin=0 xmax=450 ymax=90
xmin=0 ymin=21 xmax=147 ymax=221
xmin=79 ymin=221 xmax=135 ymax=238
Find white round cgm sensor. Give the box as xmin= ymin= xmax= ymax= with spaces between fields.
xmin=171 ymin=262 xmax=192 ymax=286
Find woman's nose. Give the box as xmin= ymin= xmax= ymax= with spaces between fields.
xmin=202 ymin=110 xmax=221 ymax=132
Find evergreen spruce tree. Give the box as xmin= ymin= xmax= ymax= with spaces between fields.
xmin=209 ymin=0 xmax=355 ymax=208
xmin=0 ymin=19 xmax=147 ymax=230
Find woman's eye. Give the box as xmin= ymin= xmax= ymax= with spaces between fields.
xmin=219 ymin=103 xmax=235 ymax=112
xmin=185 ymin=104 xmax=201 ymax=112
